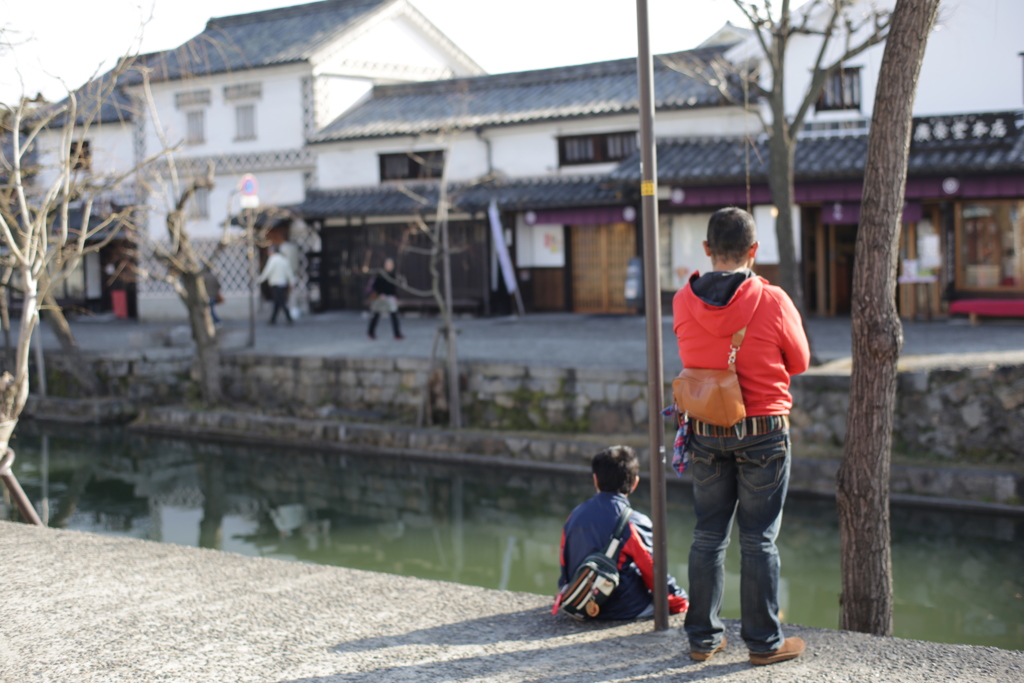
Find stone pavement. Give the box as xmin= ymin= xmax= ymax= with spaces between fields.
xmin=2 ymin=521 xmax=1021 ymax=683
xmin=40 ymin=310 xmax=1024 ymax=373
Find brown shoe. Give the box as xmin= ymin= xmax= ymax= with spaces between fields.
xmin=690 ymin=636 xmax=726 ymax=662
xmin=749 ymin=637 xmax=806 ymax=666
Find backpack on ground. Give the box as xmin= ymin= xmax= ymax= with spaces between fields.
xmin=559 ymin=506 xmax=633 ymax=620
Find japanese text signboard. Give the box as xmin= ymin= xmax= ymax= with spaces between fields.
xmin=911 ymin=112 xmax=1017 ymax=146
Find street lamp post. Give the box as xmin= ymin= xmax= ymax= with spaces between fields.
xmin=246 ymin=207 xmax=256 ymax=348
xmin=240 ymin=174 xmax=260 ymax=348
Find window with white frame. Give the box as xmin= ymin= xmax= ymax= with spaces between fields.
xmin=817 ymin=67 xmax=861 ymax=111
xmin=235 ymin=104 xmax=256 ymax=141
xmin=558 ymin=131 xmax=637 ymax=166
xmin=186 ymin=110 xmax=205 ymax=145
xmin=379 ymin=151 xmax=445 ymax=181
xmin=190 ymin=186 xmax=210 ymax=219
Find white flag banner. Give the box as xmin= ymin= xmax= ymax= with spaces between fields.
xmin=488 ymin=199 xmax=518 ymax=294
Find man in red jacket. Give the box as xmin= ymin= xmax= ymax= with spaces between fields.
xmin=673 ymin=207 xmax=810 ymax=666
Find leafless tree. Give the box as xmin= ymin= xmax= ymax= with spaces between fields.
xmin=663 ymin=0 xmax=890 ymax=315
xmin=836 ymin=0 xmax=940 ymax=636
xmin=0 ymin=65 xmax=155 ymax=459
xmin=129 ymin=67 xmax=224 ymax=404
xmin=381 ymin=143 xmax=489 ymax=429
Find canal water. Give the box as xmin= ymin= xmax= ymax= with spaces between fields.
xmin=5 ymin=424 xmax=1022 ymax=651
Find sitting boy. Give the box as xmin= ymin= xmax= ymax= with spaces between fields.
xmin=555 ymin=445 xmax=689 ymax=620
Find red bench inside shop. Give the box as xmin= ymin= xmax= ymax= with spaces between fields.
xmin=949 ymin=299 xmax=1024 ymax=325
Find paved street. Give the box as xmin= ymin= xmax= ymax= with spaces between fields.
xmin=39 ymin=310 xmax=1024 ymax=373
xmin=2 ymin=522 xmax=1021 ymax=683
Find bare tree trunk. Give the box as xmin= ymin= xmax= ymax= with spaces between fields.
xmin=179 ymin=271 xmax=221 ymax=404
xmin=440 ymin=214 xmax=461 ymax=429
xmin=837 ymin=0 xmax=940 ymax=636
xmin=767 ymin=131 xmax=805 ymax=315
xmin=41 ymin=294 xmax=104 ymax=397
xmin=0 ymin=271 xmax=39 ymax=455
xmin=0 ymin=285 xmax=11 ymax=374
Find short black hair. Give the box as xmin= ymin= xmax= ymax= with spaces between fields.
xmin=592 ymin=445 xmax=640 ymax=494
xmin=707 ymin=207 xmax=757 ymax=263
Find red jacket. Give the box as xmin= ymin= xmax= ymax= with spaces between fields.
xmin=673 ymin=271 xmax=810 ymax=416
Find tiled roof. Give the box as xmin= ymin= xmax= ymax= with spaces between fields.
xmin=44 ymin=50 xmax=190 ymax=127
xmin=46 ymin=1 xmax=391 ymax=126
xmin=296 ymin=175 xmax=627 ymax=217
xmin=312 ymin=47 xmax=733 ymax=142
xmin=611 ymin=118 xmax=1024 ymax=184
xmin=75 ymin=70 xmax=138 ymax=125
xmin=146 ymin=0 xmax=391 ymax=82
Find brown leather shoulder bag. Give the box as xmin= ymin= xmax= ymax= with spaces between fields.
xmin=672 ymin=327 xmax=747 ymax=427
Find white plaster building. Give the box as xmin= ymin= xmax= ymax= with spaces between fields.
xmin=36 ymin=0 xmax=482 ymax=320
xmin=37 ymin=0 xmax=1024 ymax=319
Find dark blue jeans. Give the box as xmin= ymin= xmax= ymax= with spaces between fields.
xmin=270 ymin=285 xmax=291 ymax=324
xmin=684 ymin=428 xmax=791 ymax=654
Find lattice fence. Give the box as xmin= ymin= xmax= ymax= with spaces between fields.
xmin=291 ymin=223 xmax=322 ymax=294
xmin=137 ymin=239 xmax=251 ymax=295
xmin=137 ymin=228 xmax=320 ymax=299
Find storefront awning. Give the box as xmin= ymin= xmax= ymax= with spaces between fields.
xmin=819 ymin=201 xmax=923 ymax=225
xmin=523 ymin=206 xmax=635 ymax=226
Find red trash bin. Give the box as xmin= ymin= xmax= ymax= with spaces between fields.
xmin=111 ymin=290 xmax=128 ymax=319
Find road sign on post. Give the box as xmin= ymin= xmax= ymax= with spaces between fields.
xmin=240 ymin=173 xmax=259 ymax=209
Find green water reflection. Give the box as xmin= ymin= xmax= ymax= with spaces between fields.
xmin=7 ymin=425 xmax=1023 ymax=651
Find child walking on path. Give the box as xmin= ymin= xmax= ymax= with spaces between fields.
xmin=554 ymin=445 xmax=689 ymax=620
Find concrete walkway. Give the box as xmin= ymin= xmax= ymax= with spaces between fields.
xmin=2 ymin=522 xmax=1020 ymax=683
xmin=41 ymin=311 xmax=1024 ymax=373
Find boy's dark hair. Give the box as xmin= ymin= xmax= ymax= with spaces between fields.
xmin=707 ymin=207 xmax=757 ymax=263
xmin=592 ymin=445 xmax=640 ymax=494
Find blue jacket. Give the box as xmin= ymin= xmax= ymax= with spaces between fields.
xmin=558 ymin=492 xmax=688 ymax=620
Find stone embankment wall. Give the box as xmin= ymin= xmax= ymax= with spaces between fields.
xmin=48 ymin=349 xmax=193 ymax=402
xmin=790 ymin=365 xmax=1024 ymax=461
xmin=134 ymin=406 xmax=1023 ymax=505
xmin=47 ymin=351 xmax=1024 ymax=463
xmin=217 ymin=354 xmax=1024 ymax=463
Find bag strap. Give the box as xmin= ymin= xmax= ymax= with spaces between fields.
xmin=727 ymin=326 xmax=748 ymax=371
xmin=603 ymin=506 xmax=633 ymax=559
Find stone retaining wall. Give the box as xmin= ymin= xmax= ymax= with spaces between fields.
xmin=133 ymin=407 xmax=1024 ymax=506
xmin=48 ymin=348 xmax=193 ymax=402
xmin=789 ymin=366 xmax=1024 ymax=462
xmin=49 ymin=351 xmax=1024 ymax=463
xmin=216 ymin=354 xmax=1024 ymax=463
xmin=136 ymin=407 xmax=612 ymax=470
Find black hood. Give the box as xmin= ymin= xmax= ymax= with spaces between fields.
xmin=690 ymin=269 xmax=755 ymax=307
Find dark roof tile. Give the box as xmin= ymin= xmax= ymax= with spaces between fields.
xmin=296 ymin=175 xmax=626 ymax=217
xmin=148 ymin=0 xmax=390 ymax=81
xmin=313 ymin=48 xmax=733 ymax=141
xmin=612 ymin=117 xmax=1024 ymax=184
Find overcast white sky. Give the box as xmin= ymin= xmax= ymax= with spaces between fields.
xmin=0 ymin=0 xmax=746 ymax=104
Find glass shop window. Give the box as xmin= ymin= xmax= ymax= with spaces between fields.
xmin=959 ymin=201 xmax=1024 ymax=289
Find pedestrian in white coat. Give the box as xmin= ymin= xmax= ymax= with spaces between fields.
xmin=257 ymin=245 xmax=296 ymax=325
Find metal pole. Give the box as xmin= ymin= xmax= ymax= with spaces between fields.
xmin=635 ymin=0 xmax=669 ymax=631
xmin=247 ymin=209 xmax=257 ymax=348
